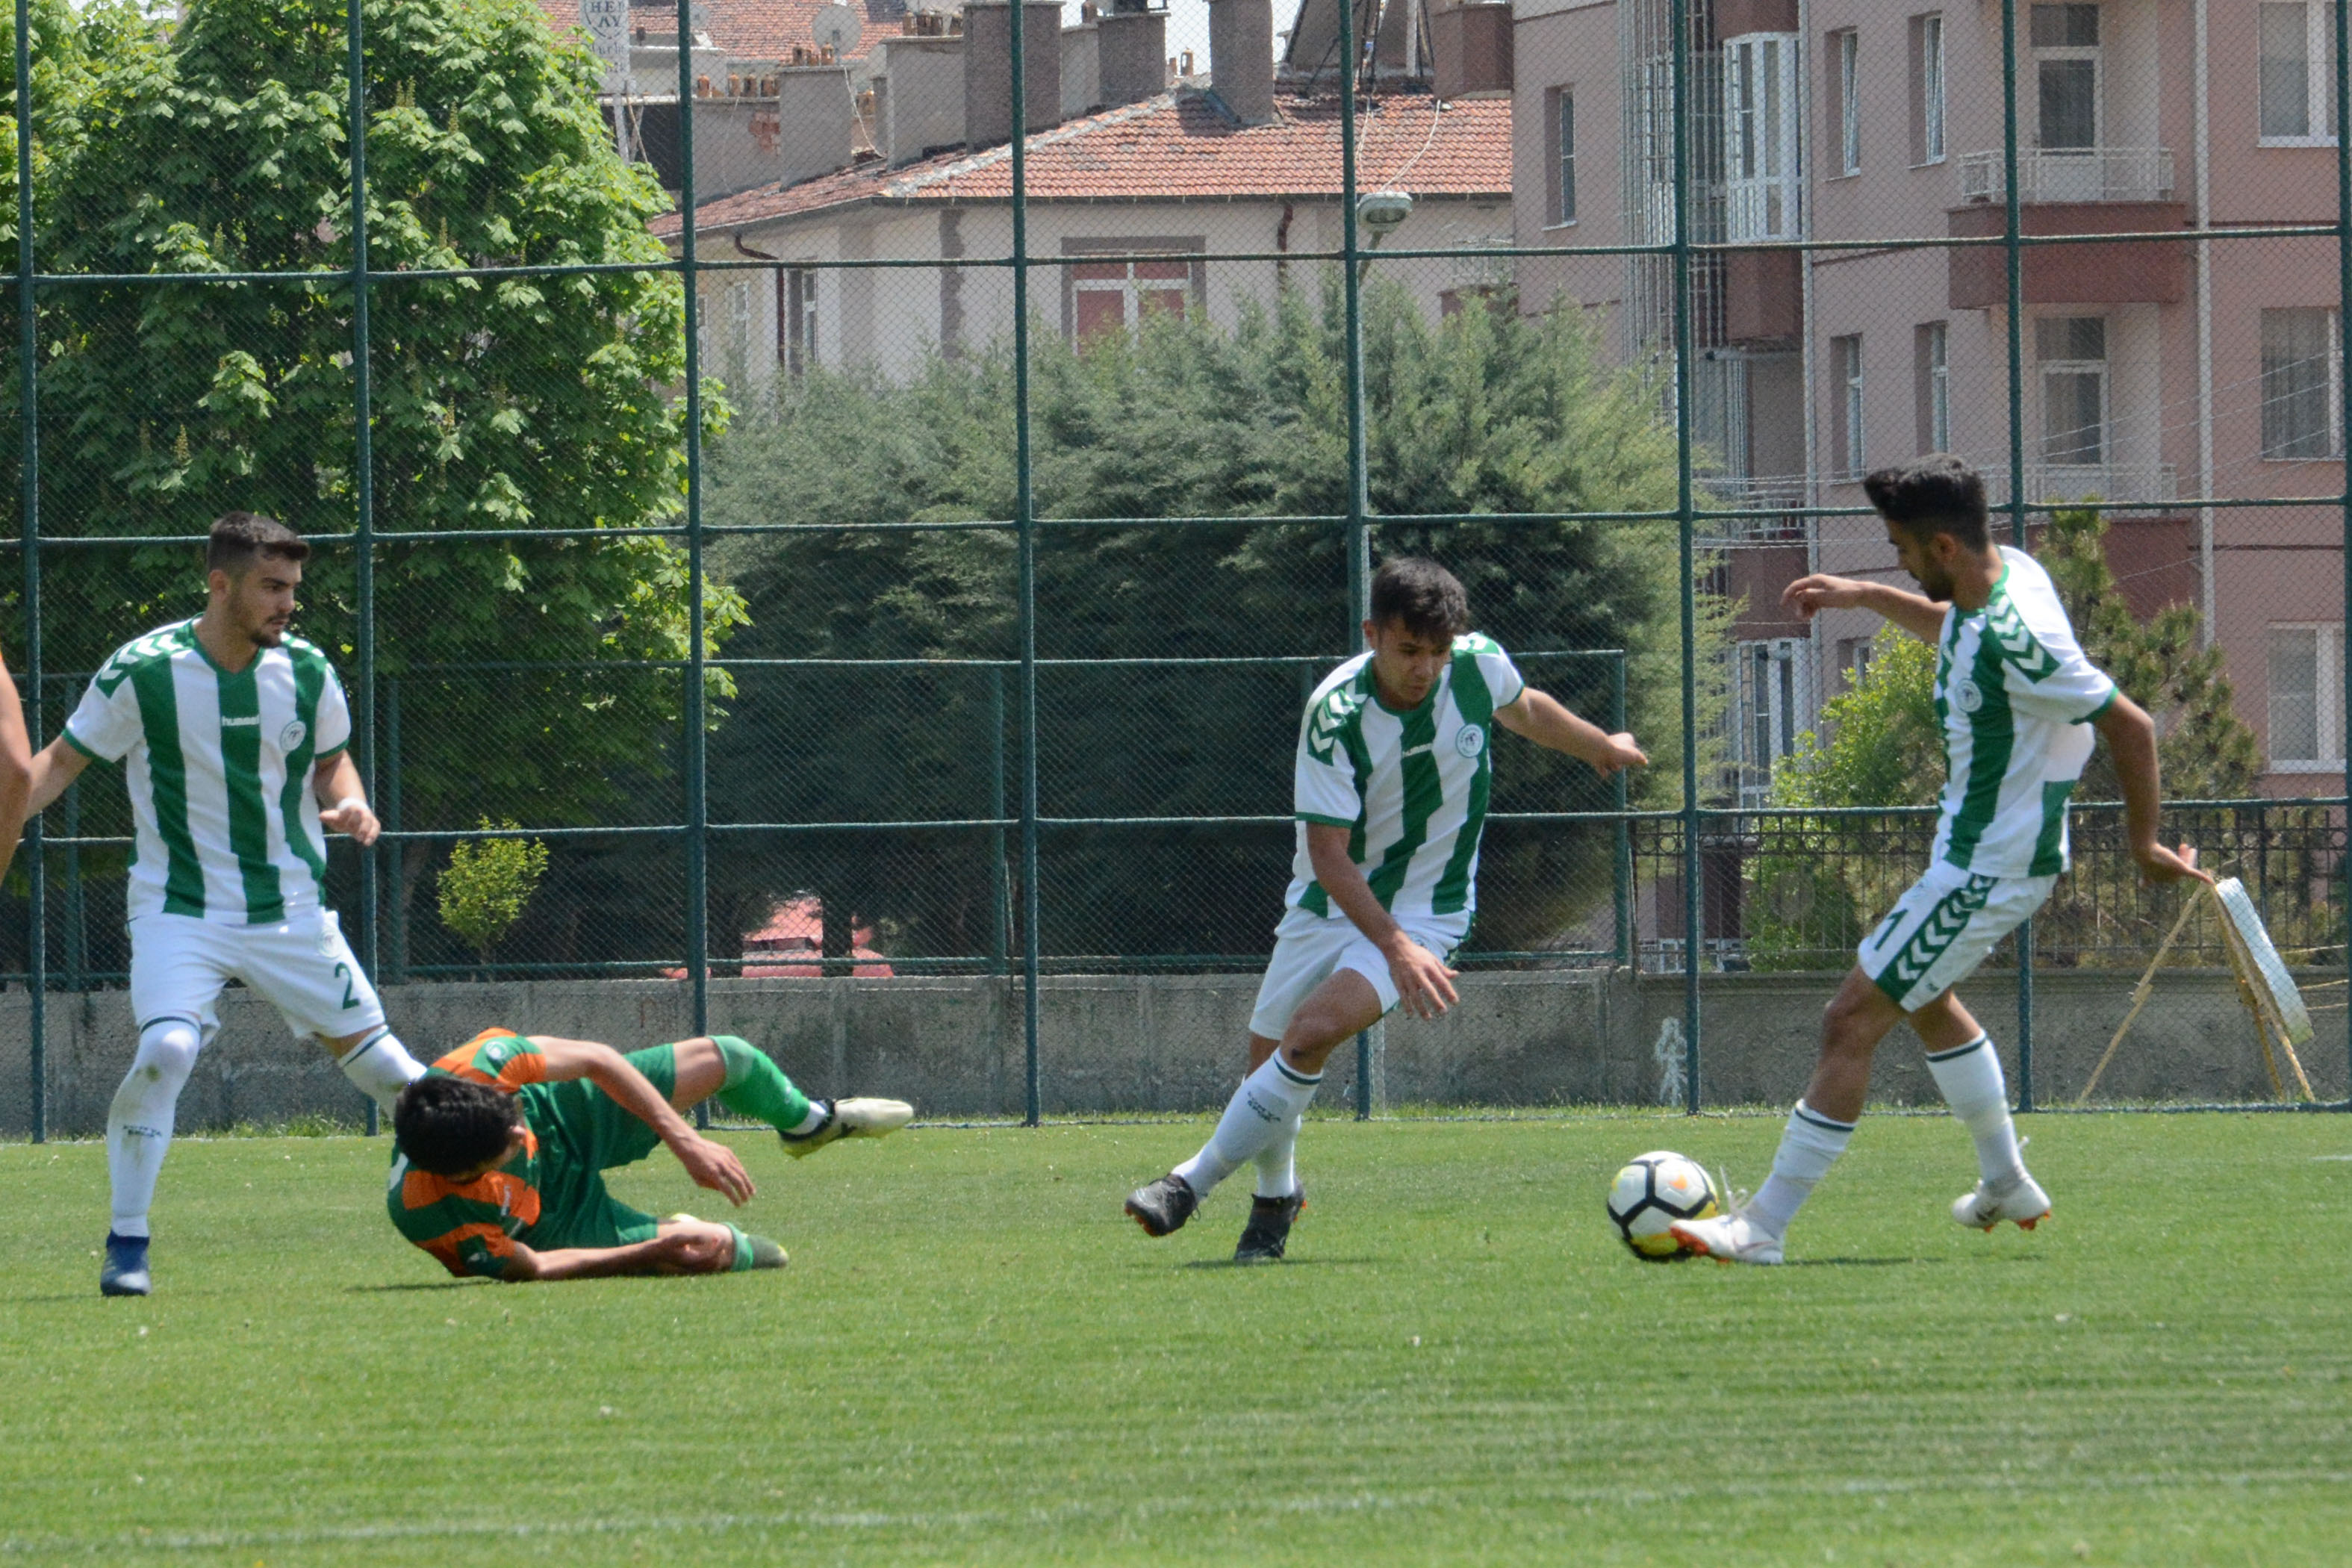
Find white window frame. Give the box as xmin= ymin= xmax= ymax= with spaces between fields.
xmin=2268 ymin=623 xmax=2345 ymax=771
xmin=2260 ymin=1 xmax=2343 ymax=146
xmin=1920 ymin=320 xmax=1951 ymax=453
xmin=2037 ymin=315 xmax=2109 ymax=467
xmin=727 ymin=280 xmax=753 ymax=386
xmin=1916 ymin=13 xmax=1947 ymax=165
xmin=785 ymin=266 xmax=819 ymax=379
xmin=2029 ymin=4 xmax=2102 ymax=153
xmin=2261 ymin=306 xmax=2344 ymax=460
xmin=1837 ymin=29 xmax=1861 ymax=175
xmin=1833 ymin=333 xmax=1865 ymax=479
xmin=1735 ymin=637 xmax=1814 ymax=808
xmin=1724 ymin=33 xmax=1802 ymax=240
xmin=1553 ymin=87 xmax=1578 ymax=226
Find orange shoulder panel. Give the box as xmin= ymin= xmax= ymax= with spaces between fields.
xmin=418 ymin=1222 xmax=518 ymax=1279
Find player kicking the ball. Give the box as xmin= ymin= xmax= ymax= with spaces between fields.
xmin=21 ymin=514 xmax=433 ymax=1297
xmin=1670 ymin=456 xmax=2209 ymax=1266
xmin=388 ymin=1029 xmax=913 ymax=1281
xmin=1124 ymin=557 xmax=1647 ymax=1261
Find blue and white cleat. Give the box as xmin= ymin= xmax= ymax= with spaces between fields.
xmin=100 ymin=1232 xmax=152 ymax=1297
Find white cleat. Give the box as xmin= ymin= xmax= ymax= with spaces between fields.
xmin=1952 ymin=1169 xmax=2051 ymax=1232
xmin=1669 ymin=1213 xmax=1785 ymax=1266
xmin=782 ymin=1097 xmax=915 ymax=1159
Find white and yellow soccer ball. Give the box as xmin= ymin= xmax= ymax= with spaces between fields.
xmin=1605 ymin=1151 xmax=1720 ymax=1260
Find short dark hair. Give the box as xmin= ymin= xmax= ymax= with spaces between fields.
xmin=208 ymin=511 xmax=310 ymax=578
xmin=1369 ymin=556 xmax=1470 ymax=641
xmin=392 ymin=1074 xmax=523 ymax=1177
xmin=1861 ymin=455 xmax=1990 ymax=551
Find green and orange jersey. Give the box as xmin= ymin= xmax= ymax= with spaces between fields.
xmin=385 ymin=1029 xmax=552 ymax=1279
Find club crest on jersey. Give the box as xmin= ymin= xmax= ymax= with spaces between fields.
xmin=279 ymin=719 xmax=308 ymax=753
xmin=1454 ymin=724 xmax=1487 ymax=759
xmin=1954 ymin=679 xmax=1983 ymax=715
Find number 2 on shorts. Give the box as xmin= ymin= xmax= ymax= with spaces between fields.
xmin=333 ymin=960 xmax=358 ymax=1009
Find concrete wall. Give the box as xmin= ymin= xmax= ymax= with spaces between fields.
xmin=4 ymin=967 xmax=2337 ymax=1136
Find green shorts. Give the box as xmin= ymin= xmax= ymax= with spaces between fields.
xmin=515 ymin=1042 xmax=677 ymax=1251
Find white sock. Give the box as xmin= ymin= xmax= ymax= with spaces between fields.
xmin=1926 ymin=1034 xmax=2025 ymax=1186
xmin=1174 ymin=1054 xmax=1323 ymax=1198
xmin=1746 ymin=1101 xmax=1855 ymax=1239
xmin=1254 ymin=1112 xmax=1304 ymax=1200
xmin=337 ymin=1029 xmax=427 ymax=1112
xmin=108 ymin=1020 xmax=202 ymax=1239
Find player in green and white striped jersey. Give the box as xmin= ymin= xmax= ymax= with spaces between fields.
xmin=1670 ymin=457 xmax=2210 ymax=1267
xmin=1124 ymin=558 xmax=1648 ymax=1260
xmin=22 ymin=514 xmax=429 ymax=1296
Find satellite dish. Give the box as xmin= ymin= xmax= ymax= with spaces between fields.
xmin=812 ymin=4 xmax=863 ymax=56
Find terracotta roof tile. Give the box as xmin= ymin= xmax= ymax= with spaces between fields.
xmin=534 ymin=0 xmax=905 ymax=63
xmin=653 ymin=90 xmax=1511 ymax=235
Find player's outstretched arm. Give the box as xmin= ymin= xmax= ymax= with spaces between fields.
xmin=21 ymin=733 xmax=90 ymax=819
xmin=1782 ymin=573 xmax=1947 ymax=643
xmin=2093 ymin=693 xmax=2211 ymax=886
xmin=311 ymin=750 xmax=380 ymax=846
xmin=526 ymin=1035 xmax=755 ymax=1204
xmin=1303 ymin=824 xmax=1457 ymax=1019
xmin=503 ymin=1227 xmax=735 ymax=1282
xmin=1493 ymin=688 xmax=1646 ymax=777
xmin=0 ymin=643 xmax=30 ymax=880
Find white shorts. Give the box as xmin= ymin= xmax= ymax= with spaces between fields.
xmin=129 ymin=909 xmax=387 ymax=1045
xmin=1858 ymin=861 xmax=2056 ymax=1013
xmin=1248 ymin=904 xmax=1467 ymax=1040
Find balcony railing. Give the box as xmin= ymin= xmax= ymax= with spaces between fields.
xmin=1984 ymin=461 xmax=2180 ymax=512
xmin=1959 ymin=146 xmax=2177 ymax=204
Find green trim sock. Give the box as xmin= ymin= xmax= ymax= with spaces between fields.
xmin=728 ymin=1224 xmax=755 ymax=1273
xmin=710 ymin=1035 xmax=815 ymax=1133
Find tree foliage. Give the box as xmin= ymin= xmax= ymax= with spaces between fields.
xmin=438 ymin=818 xmax=549 ymax=968
xmin=704 ymin=282 xmax=1723 ymax=962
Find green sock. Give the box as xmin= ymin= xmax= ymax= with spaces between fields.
xmin=711 ymin=1035 xmax=818 ymax=1134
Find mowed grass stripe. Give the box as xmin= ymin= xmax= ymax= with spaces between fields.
xmin=1 ymin=1114 xmax=2348 ymax=1566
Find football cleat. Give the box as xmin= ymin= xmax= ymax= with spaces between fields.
xmin=781 ymin=1097 xmax=914 ymax=1159
xmin=740 ymin=1232 xmax=790 ymax=1270
xmin=99 ymin=1232 xmax=152 ymax=1298
xmin=1952 ymin=1169 xmax=2051 ymax=1232
xmin=1124 ymin=1173 xmax=1199 ymax=1237
xmin=1233 ymin=1187 xmax=1306 ymax=1263
xmin=1668 ymin=1213 xmax=1785 ymax=1266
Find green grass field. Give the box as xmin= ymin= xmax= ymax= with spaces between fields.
xmin=3 ymin=1111 xmax=2349 ymax=1566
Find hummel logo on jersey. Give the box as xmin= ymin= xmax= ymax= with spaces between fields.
xmin=1886 ymin=875 xmax=1996 ymax=986
xmin=220 ymin=715 xmax=261 ymax=728
xmin=1985 ymin=598 xmax=2060 ymax=679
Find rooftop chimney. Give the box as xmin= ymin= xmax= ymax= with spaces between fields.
xmin=873 ymin=31 xmax=966 ymax=164
xmin=1429 ymin=2 xmax=1511 ymax=99
xmin=964 ymin=1 xmax=1063 ymax=148
xmin=775 ymin=64 xmax=855 ymax=186
xmin=1096 ymin=4 xmax=1166 ymax=108
xmin=1206 ymin=0 xmax=1275 ymax=126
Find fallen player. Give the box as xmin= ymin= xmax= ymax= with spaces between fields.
xmin=388 ymin=1028 xmax=911 ymax=1281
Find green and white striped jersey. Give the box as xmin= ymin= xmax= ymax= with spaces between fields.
xmin=64 ymin=619 xmax=353 ymax=925
xmin=1931 ymin=547 xmax=2118 ymax=879
xmin=1289 ymin=634 xmax=1526 ymax=930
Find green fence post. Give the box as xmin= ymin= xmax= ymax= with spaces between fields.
xmin=1339 ymin=0 xmax=1375 ymax=1121
xmin=1012 ymin=0 xmax=1042 ymax=1127
xmin=1998 ymin=0 xmax=2035 ymax=1113
xmin=989 ymin=663 xmax=1009 ymax=977
xmin=677 ymin=0 xmax=710 ymax=1126
xmin=1612 ymin=650 xmax=1631 ymax=966
xmin=1670 ymin=0 xmax=1701 ymax=1113
xmin=385 ymin=678 xmax=404 ymax=983
xmin=2335 ymin=0 xmax=2351 ymax=1107
xmin=60 ymin=776 xmax=80 ymax=990
xmin=16 ymin=0 xmax=46 ymax=1142
xmin=346 ymin=0 xmax=380 ymax=1135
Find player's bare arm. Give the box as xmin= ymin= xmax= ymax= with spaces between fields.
xmin=525 ymin=1034 xmax=756 ymax=1204
xmin=1302 ymin=823 xmax=1457 ymax=1020
xmin=2093 ymin=694 xmax=2211 ymax=886
xmin=22 ymin=732 xmax=90 ymax=817
xmin=1493 ymin=688 xmax=1647 ymax=776
xmin=312 ymin=749 xmax=380 ymax=846
xmin=502 ymin=1222 xmax=738 ymax=1282
xmin=1781 ymin=573 xmax=1947 ymax=643
xmin=0 ymin=643 xmax=31 ymax=883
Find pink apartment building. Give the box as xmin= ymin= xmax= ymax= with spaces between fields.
xmin=1511 ymin=0 xmax=2348 ymax=803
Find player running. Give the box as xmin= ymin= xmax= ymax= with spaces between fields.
xmin=1123 ymin=556 xmax=1648 ymax=1261
xmin=1670 ymin=455 xmax=2209 ymax=1266
xmin=388 ymin=1028 xmax=912 ymax=1281
xmin=20 ymin=513 xmax=432 ymax=1297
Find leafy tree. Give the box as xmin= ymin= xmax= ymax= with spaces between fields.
xmin=704 ymin=281 xmax=1724 ymax=964
xmin=437 ymin=818 xmax=549 ymax=974
xmin=2 ymin=0 xmax=741 ymax=974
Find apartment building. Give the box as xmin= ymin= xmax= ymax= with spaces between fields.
xmin=1512 ymin=0 xmax=2347 ymax=803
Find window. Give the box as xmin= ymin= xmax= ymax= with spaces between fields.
xmin=1917 ymin=320 xmax=1951 ymax=454
xmin=1837 ymin=636 xmax=1875 ymax=691
xmin=1548 ymin=87 xmax=1578 ymax=225
xmin=1724 ymin=34 xmax=1801 ymax=240
xmin=2037 ymin=316 xmax=2107 ymax=466
xmin=2261 ymin=2 xmax=2341 ymax=141
xmin=2268 ymin=624 xmax=2345 ymax=768
xmin=784 ymin=267 xmax=818 ymax=379
xmin=1832 ymin=334 xmax=1864 ymax=477
xmin=1911 ymin=13 xmax=1946 ymax=165
xmin=727 ymin=281 xmax=753 ymax=385
xmin=2031 ymin=3 xmax=2100 ymax=152
xmin=1834 ymin=30 xmax=1861 ymax=175
xmin=1735 ymin=638 xmax=1813 ymax=806
xmin=1061 ymin=239 xmax=1204 ymax=343
xmin=2262 ymin=307 xmax=2343 ymax=459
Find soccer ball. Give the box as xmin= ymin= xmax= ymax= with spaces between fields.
xmin=1605 ymin=1151 xmax=1719 ymax=1260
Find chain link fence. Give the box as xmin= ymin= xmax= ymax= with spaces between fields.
xmin=3 ymin=0 xmax=2350 ymax=1129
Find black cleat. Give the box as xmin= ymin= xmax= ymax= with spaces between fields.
xmin=1233 ymin=1188 xmax=1305 ymax=1263
xmin=100 ymin=1232 xmax=151 ymax=1297
xmin=1124 ymin=1174 xmax=1199 ymax=1237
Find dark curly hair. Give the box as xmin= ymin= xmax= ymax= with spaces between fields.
xmin=1369 ymin=556 xmax=1470 ymax=641
xmin=1861 ymin=455 xmax=1991 ymax=551
xmin=393 ymin=1074 xmax=524 ymax=1177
